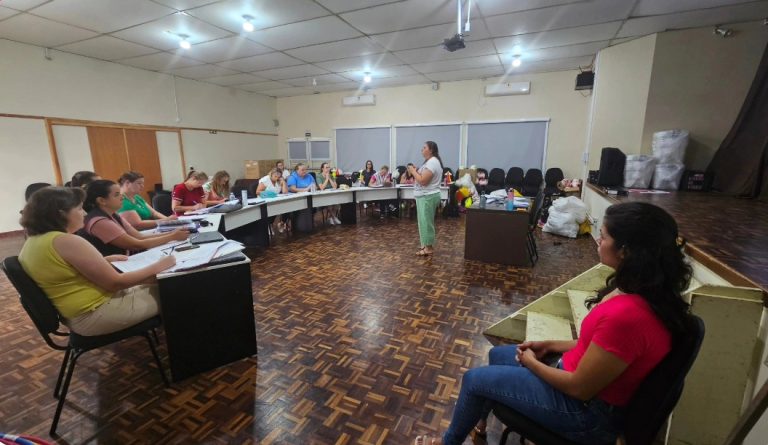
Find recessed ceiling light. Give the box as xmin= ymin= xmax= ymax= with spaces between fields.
xmin=242 ymin=15 xmax=255 ymax=32
xmin=511 ymin=56 xmax=521 ymax=68
xmin=179 ymin=34 xmax=191 ymax=49
xmin=363 ymin=73 xmax=372 ymax=83
xmin=511 ymin=44 xmax=522 ymax=55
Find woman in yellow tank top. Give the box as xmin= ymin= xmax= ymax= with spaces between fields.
xmin=18 ymin=187 xmax=176 ymax=336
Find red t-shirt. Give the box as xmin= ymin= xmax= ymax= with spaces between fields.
xmin=172 ymin=183 xmax=205 ymax=216
xmin=561 ymin=293 xmax=671 ymax=406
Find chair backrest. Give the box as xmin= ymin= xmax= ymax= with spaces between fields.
xmin=25 ymin=182 xmax=51 ymax=201
xmin=522 ymin=169 xmax=543 ymax=196
xmin=529 ymin=192 xmax=544 ymax=227
xmin=488 ymin=168 xmax=506 ymax=187
xmin=1 ymin=256 xmax=66 ymax=350
xmin=623 ymin=314 xmax=705 ymax=445
xmin=247 ymin=181 xmax=260 ymax=197
xmin=396 ymin=166 xmax=406 ymax=177
xmin=152 ymin=192 xmax=173 ymax=216
xmin=505 ymin=167 xmax=524 ymax=188
xmin=544 ymin=168 xmax=564 ymax=187
xmin=230 ymin=184 xmax=248 ymax=201
xmin=309 ymin=171 xmax=317 ymax=182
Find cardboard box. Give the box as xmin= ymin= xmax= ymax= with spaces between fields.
xmin=245 ymin=159 xmax=283 ymax=179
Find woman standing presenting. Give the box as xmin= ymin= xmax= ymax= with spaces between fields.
xmin=408 ymin=141 xmax=443 ymax=256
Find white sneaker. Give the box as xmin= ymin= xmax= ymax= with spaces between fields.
xmin=327 ymin=218 xmax=336 ymax=225
xmin=332 ymin=216 xmax=342 ymax=224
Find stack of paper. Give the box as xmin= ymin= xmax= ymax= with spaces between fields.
xmin=111 ymin=240 xmax=245 ymax=274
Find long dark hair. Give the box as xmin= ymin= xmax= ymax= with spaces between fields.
xmin=84 ymin=179 xmax=117 ymax=212
xmin=589 ymin=202 xmax=692 ymax=339
xmin=425 ymin=141 xmax=443 ymax=169
xmin=364 ymin=160 xmax=374 ymax=172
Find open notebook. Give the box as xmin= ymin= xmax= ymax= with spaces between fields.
xmin=112 ymin=239 xmax=245 ymax=274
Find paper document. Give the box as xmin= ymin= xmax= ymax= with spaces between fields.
xmin=185 ymin=199 xmax=241 ymax=215
xmin=111 ymin=240 xmax=245 ymax=273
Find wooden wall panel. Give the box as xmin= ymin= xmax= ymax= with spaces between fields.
xmin=86 ymin=127 xmax=129 ymax=183
xmin=125 ymin=129 xmax=162 ymax=201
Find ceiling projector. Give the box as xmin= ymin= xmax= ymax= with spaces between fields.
xmin=443 ymin=34 xmax=466 ymax=52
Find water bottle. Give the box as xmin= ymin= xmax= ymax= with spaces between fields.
xmin=241 ymin=189 xmax=248 ymax=206
xmin=505 ymin=198 xmax=515 ymax=211
xmin=479 ymin=195 xmax=487 ymax=208
xmin=229 ymin=192 xmax=236 ymax=202
xmin=310 ymin=181 xmax=317 ymax=193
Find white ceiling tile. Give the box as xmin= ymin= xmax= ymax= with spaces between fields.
xmin=186 ymin=0 xmax=329 ymax=34
xmin=315 ymin=0 xmax=402 ymax=13
xmin=617 ymin=2 xmax=768 ymax=38
xmin=503 ymin=55 xmax=594 ymax=74
xmin=259 ymin=86 xmax=314 ymax=97
xmin=477 ymin=0 xmax=583 ymax=17
xmin=284 ymin=37 xmax=386 ymax=63
xmin=393 ymin=39 xmax=497 ymax=64
xmin=341 ymin=0 xmax=459 ymax=34
xmin=172 ymin=36 xmax=271 ymax=62
xmin=216 ymin=51 xmax=303 ymax=71
xmin=151 ymin=0 xmax=221 ymax=11
xmin=368 ymin=74 xmax=431 ymax=87
xmin=0 ymin=6 xmax=21 ymax=20
xmin=254 ymin=64 xmax=329 ymax=80
xmin=1 ymin=0 xmax=51 ymax=11
xmin=167 ymin=63 xmax=240 ymax=78
xmin=118 ymin=51 xmax=204 ymax=71
xmin=316 ymin=53 xmax=403 ymax=73
xmin=282 ymin=74 xmax=353 ymax=87
xmin=411 ymin=54 xmax=501 ymax=74
xmin=342 ymin=64 xmax=417 ymax=82
xmin=426 ymin=65 xmax=505 ymax=82
xmin=246 ymin=16 xmax=362 ymax=50
xmin=632 ymin=0 xmax=760 ymax=17
xmin=310 ymin=81 xmax=364 ymax=93
xmin=32 ymin=0 xmax=175 ymax=33
xmin=485 ymin=0 xmax=634 ymax=37
xmin=238 ymin=80 xmax=292 ymax=91
xmin=202 ymin=72 xmax=267 ymax=85
xmin=369 ymin=19 xmax=491 ymax=51
xmin=515 ymin=40 xmax=608 ymax=62
xmin=494 ymin=22 xmax=622 ymax=55
xmin=56 ymin=35 xmax=159 ymax=60
xmin=111 ymin=12 xmax=233 ymax=51
xmin=0 ymin=13 xmax=98 ymax=47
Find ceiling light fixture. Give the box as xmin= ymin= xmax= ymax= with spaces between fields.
xmin=242 ymin=15 xmax=255 ymax=32
xmin=511 ymin=44 xmax=522 ymax=55
xmin=178 ymin=34 xmax=191 ymax=49
xmin=363 ymin=73 xmax=372 ymax=83
xmin=511 ymin=56 xmax=521 ymax=68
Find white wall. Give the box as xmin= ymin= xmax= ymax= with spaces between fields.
xmin=0 ymin=38 xmax=278 ymax=233
xmin=277 ymin=70 xmax=591 ymax=179
xmin=181 ymin=130 xmax=279 ymax=180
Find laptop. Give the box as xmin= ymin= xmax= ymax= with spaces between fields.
xmin=189 ymin=231 xmax=224 ymax=245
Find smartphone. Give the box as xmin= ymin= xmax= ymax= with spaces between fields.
xmin=175 ymin=244 xmax=200 ymax=252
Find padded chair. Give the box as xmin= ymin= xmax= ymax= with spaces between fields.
xmin=522 ymin=169 xmax=543 ymax=197
xmin=492 ymin=314 xmax=705 ymax=445
xmin=247 ymin=181 xmax=261 ymax=198
xmin=505 ymin=167 xmax=524 ymax=193
xmin=25 ymin=182 xmax=51 ymax=201
xmin=544 ymin=168 xmax=565 ymax=196
xmin=1 ymin=256 xmax=169 ymax=435
xmin=152 ymin=191 xmax=173 ymax=216
xmin=486 ymin=168 xmax=506 ymax=193
xmin=526 ymin=192 xmax=544 ymax=266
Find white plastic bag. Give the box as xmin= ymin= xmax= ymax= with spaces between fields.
xmin=652 ymin=163 xmax=685 ymax=190
xmin=551 ymin=196 xmax=588 ymax=223
xmin=543 ymin=207 xmax=579 ymax=238
xmin=624 ymin=155 xmax=657 ymax=188
xmin=652 ymin=130 xmax=689 ymax=164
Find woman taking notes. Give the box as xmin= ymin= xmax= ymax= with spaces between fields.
xmin=18 ymin=187 xmax=176 ymax=336
xmin=203 ymin=170 xmax=231 ymax=205
xmin=408 ymin=141 xmax=443 ymax=256
xmin=118 ymin=171 xmax=176 ymax=230
xmin=172 ymin=171 xmax=208 ymax=215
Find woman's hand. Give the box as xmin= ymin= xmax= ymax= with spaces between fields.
xmin=192 ymin=203 xmax=205 ymax=210
xmin=153 ymin=255 xmax=176 ymax=272
xmin=170 ymin=229 xmax=189 ymax=242
xmin=105 ymin=254 xmax=129 ymax=263
xmin=516 ymin=347 xmax=539 ymax=367
xmin=518 ymin=341 xmax=550 ymax=359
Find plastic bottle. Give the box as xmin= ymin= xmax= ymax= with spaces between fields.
xmin=241 ymin=189 xmax=248 ymax=206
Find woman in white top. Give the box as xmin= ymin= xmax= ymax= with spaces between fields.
xmin=407 ymin=141 xmax=443 ymax=256
xmin=317 ymin=162 xmax=342 ymax=225
xmin=257 ymin=168 xmax=289 ymax=232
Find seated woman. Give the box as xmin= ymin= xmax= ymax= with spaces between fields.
xmin=400 ymin=165 xmax=416 ymax=216
xmin=70 ymin=170 xmax=101 ymax=188
xmin=316 ymin=162 xmax=342 ymax=225
xmin=286 ymin=163 xmax=316 ymax=193
xmin=172 ymin=171 xmax=208 ymax=216
xmin=18 ymin=187 xmax=176 ymax=336
xmin=203 ymin=170 xmax=231 ymax=205
xmin=81 ymin=180 xmax=188 ymax=256
xmin=415 ymin=202 xmax=693 ymax=445
xmin=257 ymin=168 xmax=289 ymax=232
xmin=369 ymin=165 xmax=397 ymax=218
xmin=118 ymin=171 xmax=176 ymax=230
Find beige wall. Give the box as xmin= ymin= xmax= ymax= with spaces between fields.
xmin=587 ymin=34 xmax=656 ymax=170
xmin=642 ymin=21 xmax=768 ymax=170
xmin=277 ymin=70 xmax=591 ymax=179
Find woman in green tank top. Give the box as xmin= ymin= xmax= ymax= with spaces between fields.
xmin=118 ymin=171 xmax=176 ymax=230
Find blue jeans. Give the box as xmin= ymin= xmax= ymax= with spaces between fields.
xmin=443 ymin=345 xmax=623 ymax=445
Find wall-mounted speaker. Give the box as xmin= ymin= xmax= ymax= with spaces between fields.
xmin=575 ymin=71 xmax=594 ymax=90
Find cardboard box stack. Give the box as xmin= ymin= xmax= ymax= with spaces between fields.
xmin=245 ymin=159 xmax=283 ymax=179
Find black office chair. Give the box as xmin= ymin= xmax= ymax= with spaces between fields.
xmin=493 ymin=314 xmax=705 ymax=445
xmin=247 ymin=181 xmax=261 ymax=198
xmin=152 ymin=191 xmax=173 ymax=216
xmin=1 ymin=256 xmax=169 ymax=435
xmin=486 ymin=168 xmax=506 ymax=193
xmin=543 ymin=168 xmax=565 ymax=196
xmin=522 ymin=169 xmax=543 ymax=197
xmin=505 ymin=167 xmax=524 ymax=193
xmin=526 ymin=192 xmax=544 ymax=266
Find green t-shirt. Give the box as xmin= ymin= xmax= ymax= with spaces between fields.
xmin=119 ymin=194 xmax=152 ymax=220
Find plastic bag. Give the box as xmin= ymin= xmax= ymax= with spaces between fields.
xmin=652 ymin=130 xmax=689 ymax=164
xmin=551 ymin=196 xmax=588 ymax=223
xmin=652 ymin=163 xmax=685 ymax=190
xmin=542 ymin=207 xmax=579 ymax=238
xmin=624 ymin=155 xmax=656 ymax=188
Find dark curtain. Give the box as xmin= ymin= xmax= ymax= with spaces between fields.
xmin=707 ymin=42 xmax=768 ymax=199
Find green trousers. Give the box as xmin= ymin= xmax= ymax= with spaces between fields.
xmin=416 ymin=192 xmax=441 ymax=247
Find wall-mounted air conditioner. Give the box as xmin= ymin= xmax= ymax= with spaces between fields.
xmin=342 ymin=94 xmax=376 ymax=106
xmin=484 ymin=81 xmax=531 ymax=97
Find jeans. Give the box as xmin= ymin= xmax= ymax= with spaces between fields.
xmin=443 ymin=345 xmax=623 ymax=445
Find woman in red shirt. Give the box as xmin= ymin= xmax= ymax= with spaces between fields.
xmin=172 ymin=171 xmax=208 ymax=216
xmin=416 ymin=202 xmax=693 ymax=445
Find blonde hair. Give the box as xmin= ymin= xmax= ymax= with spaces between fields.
xmin=210 ymin=170 xmax=230 ymax=197
xmin=187 ymin=171 xmax=208 ymax=181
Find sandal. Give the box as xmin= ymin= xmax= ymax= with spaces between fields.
xmin=416 ymin=247 xmax=433 ymax=256
xmin=471 ymin=426 xmax=488 ymax=444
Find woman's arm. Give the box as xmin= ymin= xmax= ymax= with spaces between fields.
xmin=411 ymin=167 xmax=433 ymax=186
xmin=255 ymin=182 xmax=267 ymax=196
xmin=280 ymin=179 xmax=288 ymax=194
xmin=109 ymin=225 xmax=189 ymax=251
xmin=518 ymin=342 xmax=628 ymax=401
xmin=318 ymin=174 xmax=331 ymax=190
xmin=120 ymin=211 xmax=159 ymax=231
xmin=171 ymin=198 xmax=204 ymax=213
xmin=54 ymin=234 xmax=176 ymax=292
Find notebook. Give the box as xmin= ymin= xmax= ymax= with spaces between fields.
xmin=190 ymin=231 xmax=224 ymax=245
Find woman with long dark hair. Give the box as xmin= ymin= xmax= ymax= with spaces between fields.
xmin=415 ymin=202 xmax=693 ymax=445
xmin=407 ymin=141 xmax=443 ymax=256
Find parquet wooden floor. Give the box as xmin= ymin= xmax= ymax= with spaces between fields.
xmin=0 ymin=214 xmax=600 ymax=444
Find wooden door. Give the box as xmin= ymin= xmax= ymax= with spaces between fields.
xmin=87 ymin=127 xmax=129 ymax=183
xmin=125 ymin=129 xmax=162 ymax=201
